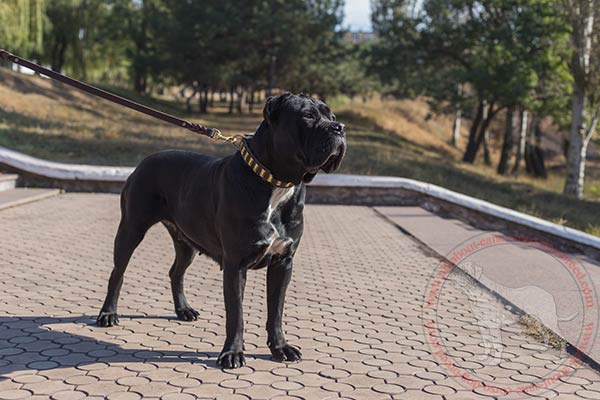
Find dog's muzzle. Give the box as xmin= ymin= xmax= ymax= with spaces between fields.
xmin=320 ymin=125 xmax=346 ymax=173
xmin=302 ymin=121 xmax=347 ymax=181
xmin=330 ymin=122 xmax=346 ymax=136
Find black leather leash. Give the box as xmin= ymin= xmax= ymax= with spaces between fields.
xmin=0 ymin=49 xmax=242 ymax=146
xmin=0 ymin=50 xmax=298 ymax=187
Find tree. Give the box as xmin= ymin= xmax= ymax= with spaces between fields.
xmin=160 ymin=0 xmax=240 ymax=110
xmin=371 ymin=0 xmax=570 ymax=167
xmin=498 ymin=106 xmax=518 ymax=174
xmin=0 ymin=0 xmax=46 ymax=57
xmin=43 ymin=0 xmax=81 ymax=72
xmin=563 ymin=0 xmax=600 ymax=198
xmin=108 ymin=0 xmax=166 ymax=93
xmin=157 ymin=0 xmax=345 ymax=112
xmin=370 ymin=0 xmax=422 ymax=98
xmin=262 ymin=0 xmax=345 ymax=99
xmin=499 ymin=23 xmax=571 ymax=175
xmin=422 ymin=0 xmax=568 ymax=165
xmin=40 ymin=0 xmax=135 ymax=82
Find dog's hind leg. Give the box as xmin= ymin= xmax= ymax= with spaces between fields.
xmin=97 ymin=218 xmax=149 ymax=327
xmin=164 ymin=223 xmax=199 ymax=321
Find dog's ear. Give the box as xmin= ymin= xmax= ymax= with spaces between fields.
xmin=263 ymin=93 xmax=291 ymax=125
xmin=263 ymin=96 xmax=276 ymax=124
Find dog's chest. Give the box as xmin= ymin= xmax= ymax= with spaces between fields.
xmin=263 ymin=187 xmax=296 ymax=256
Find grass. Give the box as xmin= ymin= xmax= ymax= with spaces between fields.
xmin=1 ymin=67 xmax=600 ymax=235
xmin=520 ymin=315 xmax=566 ymax=350
xmin=331 ymin=98 xmax=600 ymax=234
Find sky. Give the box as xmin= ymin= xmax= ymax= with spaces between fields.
xmin=343 ymin=0 xmax=372 ymax=31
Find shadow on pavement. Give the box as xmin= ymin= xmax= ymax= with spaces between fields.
xmin=0 ymin=315 xmax=267 ymax=380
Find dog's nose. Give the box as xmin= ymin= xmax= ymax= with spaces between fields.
xmin=331 ymin=122 xmax=345 ymax=135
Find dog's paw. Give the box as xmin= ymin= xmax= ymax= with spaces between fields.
xmin=175 ymin=306 xmax=199 ymax=322
xmin=270 ymin=343 xmax=302 ymax=362
xmin=96 ymin=311 xmax=119 ymax=327
xmin=217 ymin=350 xmax=246 ymax=369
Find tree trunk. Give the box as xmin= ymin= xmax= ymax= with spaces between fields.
xmin=482 ymin=129 xmax=492 ymax=166
xmin=564 ymin=102 xmax=599 ymax=197
xmin=524 ymin=119 xmax=547 ymax=178
xmin=237 ymin=88 xmax=246 ymax=114
xmin=471 ymin=105 xmax=495 ymax=164
xmin=564 ymin=0 xmax=595 ymax=198
xmin=497 ymin=105 xmax=516 ymax=175
xmin=199 ymin=84 xmax=209 ymax=114
xmin=132 ymin=0 xmax=148 ymax=93
xmin=267 ymin=55 xmax=276 ymax=97
xmin=533 ymin=118 xmax=546 ymax=178
xmin=564 ymin=84 xmax=588 ymax=197
xmin=185 ymin=87 xmax=197 ymax=113
xmin=452 ymin=83 xmax=462 ymax=147
xmin=248 ymin=89 xmax=255 ymax=113
xmin=463 ymin=101 xmax=495 ymax=163
xmin=512 ymin=108 xmax=528 ymax=174
xmin=203 ymin=87 xmax=209 ymax=113
xmin=229 ymin=86 xmax=235 ymax=114
xmin=80 ymin=0 xmax=88 ymax=80
xmin=463 ymin=101 xmax=485 ymax=162
xmin=452 ymin=107 xmax=462 ymax=147
xmin=51 ymin=39 xmax=67 ymax=72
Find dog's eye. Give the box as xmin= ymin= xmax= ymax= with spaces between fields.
xmin=330 ymin=114 xmax=336 ymax=121
xmin=304 ymin=113 xmax=315 ymax=120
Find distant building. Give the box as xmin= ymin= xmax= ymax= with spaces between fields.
xmin=343 ymin=31 xmax=376 ymax=44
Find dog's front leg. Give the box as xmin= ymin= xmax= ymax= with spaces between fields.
xmin=266 ymin=260 xmax=302 ymax=362
xmin=217 ymin=267 xmax=247 ymax=369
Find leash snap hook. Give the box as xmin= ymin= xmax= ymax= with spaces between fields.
xmin=210 ymin=128 xmax=244 ymax=148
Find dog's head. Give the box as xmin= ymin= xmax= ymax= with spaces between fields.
xmin=262 ymin=93 xmax=346 ymax=183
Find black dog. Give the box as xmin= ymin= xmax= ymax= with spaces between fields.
xmin=96 ymin=93 xmax=346 ymax=369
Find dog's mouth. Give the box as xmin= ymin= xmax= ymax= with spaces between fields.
xmin=320 ymin=148 xmax=344 ymax=173
xmin=302 ymin=142 xmax=346 ymax=183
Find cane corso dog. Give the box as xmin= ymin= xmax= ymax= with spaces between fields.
xmin=96 ymin=93 xmax=346 ymax=368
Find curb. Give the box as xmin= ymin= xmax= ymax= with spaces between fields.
xmin=1 ymin=145 xmax=599 ymax=253
xmin=310 ymin=174 xmax=600 ymax=252
xmin=0 ymin=146 xmax=132 ymax=182
xmin=0 ymin=188 xmax=60 ymax=211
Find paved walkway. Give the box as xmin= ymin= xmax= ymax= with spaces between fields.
xmin=376 ymin=206 xmax=600 ymax=366
xmin=1 ymin=194 xmax=600 ymax=399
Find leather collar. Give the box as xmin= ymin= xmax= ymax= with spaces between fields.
xmin=239 ymin=139 xmax=295 ymax=188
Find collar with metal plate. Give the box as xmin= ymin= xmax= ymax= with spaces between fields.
xmin=240 ymin=139 xmax=295 ymax=188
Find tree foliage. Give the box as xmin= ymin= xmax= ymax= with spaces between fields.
xmin=4 ymin=0 xmax=600 ymax=198
xmin=0 ymin=0 xmax=46 ymax=56
xmin=27 ymin=0 xmax=372 ymax=109
xmin=370 ymin=0 xmax=572 ymax=169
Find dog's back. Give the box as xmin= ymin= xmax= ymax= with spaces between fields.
xmin=120 ymin=150 xmax=223 ymax=226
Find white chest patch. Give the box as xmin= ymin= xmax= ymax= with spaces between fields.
xmin=265 ymin=187 xmax=295 ymax=255
xmin=267 ymin=187 xmax=296 ymax=220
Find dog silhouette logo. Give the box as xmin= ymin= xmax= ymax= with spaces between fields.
xmin=450 ymin=261 xmax=579 ymax=365
xmin=424 ymin=233 xmax=597 ymax=396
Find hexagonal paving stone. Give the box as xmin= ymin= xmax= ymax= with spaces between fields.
xmin=2 ymin=196 xmax=600 ymax=399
